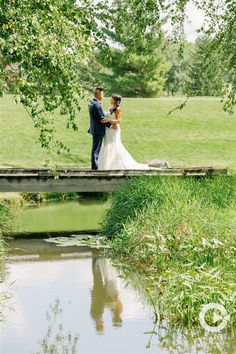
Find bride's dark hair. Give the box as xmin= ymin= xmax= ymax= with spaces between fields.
xmin=110 ymin=93 xmax=122 ymax=113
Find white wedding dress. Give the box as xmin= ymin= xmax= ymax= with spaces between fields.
xmin=97 ymin=111 xmax=155 ymax=170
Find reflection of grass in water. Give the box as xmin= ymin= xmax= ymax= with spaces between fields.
xmin=0 ymin=242 xmax=15 ymax=323
xmin=33 ymin=299 xmax=79 ymax=354
xmin=0 ymin=282 xmax=14 ymax=322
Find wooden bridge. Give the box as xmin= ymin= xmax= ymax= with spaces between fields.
xmin=0 ymin=167 xmax=227 ymax=193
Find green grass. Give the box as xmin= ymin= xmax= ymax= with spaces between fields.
xmin=1 ymin=95 xmax=236 ymax=170
xmin=102 ymin=176 xmax=236 ymax=327
xmin=0 ymin=202 xmax=13 ymax=257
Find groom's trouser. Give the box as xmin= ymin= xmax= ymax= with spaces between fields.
xmin=91 ymin=133 xmax=104 ymax=170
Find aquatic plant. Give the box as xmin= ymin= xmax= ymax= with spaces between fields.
xmin=45 ymin=235 xmax=110 ymax=249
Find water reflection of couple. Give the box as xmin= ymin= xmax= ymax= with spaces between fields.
xmin=90 ymin=255 xmax=123 ymax=333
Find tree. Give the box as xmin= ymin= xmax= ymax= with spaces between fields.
xmin=164 ymin=41 xmax=194 ymax=96
xmin=208 ymin=0 xmax=236 ymax=113
xmin=103 ymin=0 xmax=235 ymax=112
xmin=98 ymin=0 xmax=168 ymax=97
xmin=0 ymin=0 xmax=235 ymax=159
xmin=100 ymin=38 xmax=168 ymax=97
xmin=186 ymin=37 xmax=225 ymax=97
xmin=0 ymin=0 xmax=106 ymax=155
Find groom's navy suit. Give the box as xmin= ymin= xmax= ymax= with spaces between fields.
xmin=88 ymin=98 xmax=111 ymax=170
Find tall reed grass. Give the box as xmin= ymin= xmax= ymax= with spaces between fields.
xmin=102 ymin=176 xmax=236 ymax=327
xmin=0 ymin=202 xmax=13 ymax=256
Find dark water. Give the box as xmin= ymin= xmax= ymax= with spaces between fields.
xmin=0 ymin=238 xmax=235 ymax=354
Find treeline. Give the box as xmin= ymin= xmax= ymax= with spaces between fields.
xmin=94 ymin=35 xmax=226 ymax=98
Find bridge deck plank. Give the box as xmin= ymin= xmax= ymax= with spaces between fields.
xmin=0 ymin=167 xmax=228 ymax=192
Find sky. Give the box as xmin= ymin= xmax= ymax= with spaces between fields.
xmin=77 ymin=0 xmax=206 ymax=43
xmin=161 ymin=1 xmax=206 ymax=42
xmin=181 ymin=2 xmax=205 ymax=42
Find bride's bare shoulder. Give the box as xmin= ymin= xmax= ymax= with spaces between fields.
xmin=116 ymin=107 xmax=122 ymax=115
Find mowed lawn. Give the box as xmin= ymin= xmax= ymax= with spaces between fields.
xmin=1 ymin=94 xmax=236 ymax=171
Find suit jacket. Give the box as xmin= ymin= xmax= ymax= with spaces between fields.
xmin=88 ymin=98 xmax=111 ymax=136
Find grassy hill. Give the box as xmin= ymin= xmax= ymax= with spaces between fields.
xmin=1 ymin=95 xmax=236 ymax=171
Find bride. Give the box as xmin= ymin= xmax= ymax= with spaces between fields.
xmin=97 ymin=94 xmax=155 ymax=170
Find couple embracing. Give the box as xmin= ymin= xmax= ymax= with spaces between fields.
xmin=88 ymin=87 xmax=154 ymax=171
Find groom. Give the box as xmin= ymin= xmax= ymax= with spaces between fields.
xmin=88 ymin=87 xmax=111 ymax=170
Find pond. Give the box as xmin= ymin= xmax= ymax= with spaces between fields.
xmin=1 ymin=238 xmax=161 ymax=354
xmin=1 ymin=238 xmax=235 ymax=354
xmin=1 ymin=201 xmax=235 ymax=353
